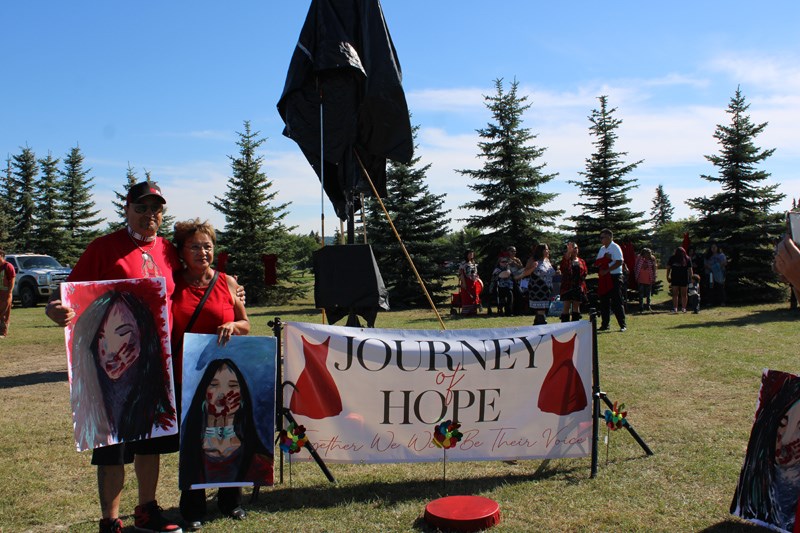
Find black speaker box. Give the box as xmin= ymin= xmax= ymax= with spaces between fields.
xmin=312 ymin=244 xmax=389 ymax=327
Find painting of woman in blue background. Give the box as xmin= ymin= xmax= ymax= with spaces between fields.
xmin=179 ymin=334 xmax=276 ymax=490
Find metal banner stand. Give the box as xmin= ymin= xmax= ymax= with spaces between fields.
xmin=590 ymin=310 xmax=654 ymax=478
xmin=270 ymin=317 xmax=335 ymax=484
xmin=251 ymin=318 xmax=335 ymax=503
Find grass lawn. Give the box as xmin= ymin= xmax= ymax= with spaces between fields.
xmin=0 ymin=277 xmax=796 ymax=532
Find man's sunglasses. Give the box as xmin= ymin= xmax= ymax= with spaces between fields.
xmin=132 ymin=203 xmax=164 ymax=214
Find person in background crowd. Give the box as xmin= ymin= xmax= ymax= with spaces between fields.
xmin=667 ymin=247 xmax=693 ymax=313
xmin=596 ymin=229 xmax=626 ymax=332
xmin=687 ymin=246 xmax=703 ymax=282
xmin=0 ymin=249 xmax=15 ymax=338
xmin=705 ymin=243 xmax=728 ymax=306
xmin=516 ymin=242 xmax=555 ymax=325
xmin=457 ymin=250 xmax=482 ymax=316
xmin=688 ymin=274 xmax=701 ymax=314
xmin=687 ymin=246 xmax=706 ymax=304
xmin=489 ymin=254 xmax=515 ymax=317
xmin=634 ymin=248 xmax=657 ymax=312
xmin=558 ymin=242 xmax=587 ymax=322
xmin=505 ymin=245 xmax=525 ymax=316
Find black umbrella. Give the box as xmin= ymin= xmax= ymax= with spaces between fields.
xmin=277 ymin=0 xmax=413 ymax=222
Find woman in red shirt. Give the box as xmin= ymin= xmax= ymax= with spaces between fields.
xmin=170 ymin=219 xmax=250 ymax=529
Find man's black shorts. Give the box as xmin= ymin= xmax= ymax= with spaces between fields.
xmin=90 ymin=433 xmax=179 ymax=466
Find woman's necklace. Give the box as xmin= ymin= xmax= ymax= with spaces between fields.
xmin=127 ymin=228 xmax=158 ymax=263
xmin=203 ymin=425 xmax=236 ymax=441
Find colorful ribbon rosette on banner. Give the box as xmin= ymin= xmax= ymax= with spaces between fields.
xmin=279 ymin=422 xmax=309 ymax=454
xmin=433 ymin=420 xmax=463 ymax=449
xmin=604 ymin=401 xmax=628 ymax=431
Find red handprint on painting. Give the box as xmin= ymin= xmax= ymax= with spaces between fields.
xmin=207 ymin=390 xmax=241 ymax=418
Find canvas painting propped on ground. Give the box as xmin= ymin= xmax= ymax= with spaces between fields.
xmin=62 ymin=277 xmax=177 ymax=452
xmin=179 ymin=333 xmax=277 ymax=490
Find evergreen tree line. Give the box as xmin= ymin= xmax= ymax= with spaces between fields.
xmin=1 ymin=122 xmax=306 ymax=305
xmin=2 ymin=83 xmax=788 ymax=308
xmin=368 ymin=81 xmax=785 ymax=306
xmin=2 ymin=145 xmax=104 ymax=264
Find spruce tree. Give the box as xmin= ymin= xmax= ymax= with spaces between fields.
xmin=686 ymin=87 xmax=785 ymax=303
xmin=332 ymin=227 xmax=343 ymax=245
xmin=649 ymin=184 xmax=675 ymax=261
xmin=0 ymin=201 xmax=11 ymax=250
xmin=209 ymin=121 xmax=305 ymax=305
xmin=285 ymin=232 xmax=319 ymax=273
xmin=10 ymin=146 xmax=38 ymax=251
xmin=33 ymin=152 xmax=65 ymax=259
xmin=108 ymin=165 xmax=140 ymax=233
xmin=650 ymin=184 xmax=674 ymax=230
xmin=365 ymin=125 xmax=451 ymax=308
xmin=567 ymin=95 xmax=646 ymax=260
xmin=59 ymin=146 xmax=104 ymax=265
xmin=441 ymin=227 xmax=482 ymax=267
xmin=459 ymin=78 xmax=562 ymax=276
xmin=0 ymin=158 xmax=14 ymax=250
xmin=2 ymin=157 xmax=14 ymax=208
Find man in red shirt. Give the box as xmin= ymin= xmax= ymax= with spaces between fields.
xmin=0 ymin=249 xmax=15 ymax=338
xmin=46 ymin=181 xmax=182 ymax=533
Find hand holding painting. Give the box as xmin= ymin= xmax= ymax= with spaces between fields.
xmin=774 ymin=212 xmax=800 ymax=298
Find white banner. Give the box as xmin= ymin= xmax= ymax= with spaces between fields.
xmin=283 ymin=321 xmax=593 ymax=463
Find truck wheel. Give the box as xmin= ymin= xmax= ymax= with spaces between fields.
xmin=20 ymin=285 xmax=37 ymax=308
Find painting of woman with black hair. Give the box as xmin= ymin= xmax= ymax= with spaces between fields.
xmin=66 ymin=279 xmax=176 ymax=451
xmin=179 ymin=340 xmax=274 ymax=493
xmin=731 ymin=369 xmax=800 ymax=532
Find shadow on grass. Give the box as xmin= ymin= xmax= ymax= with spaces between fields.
xmin=670 ymin=306 xmax=798 ymax=330
xmin=249 ymin=458 xmax=603 ymax=515
xmin=0 ymin=370 xmax=67 ymax=389
xmin=698 ymin=518 xmax=772 ymax=532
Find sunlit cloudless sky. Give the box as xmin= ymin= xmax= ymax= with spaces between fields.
xmin=3 ymin=1 xmax=799 ymax=238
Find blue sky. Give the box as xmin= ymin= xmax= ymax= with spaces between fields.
xmin=3 ymin=2 xmax=799 ymax=237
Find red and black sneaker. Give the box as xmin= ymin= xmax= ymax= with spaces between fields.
xmin=134 ymin=500 xmax=183 ymax=533
xmin=99 ymin=517 xmax=123 ymax=533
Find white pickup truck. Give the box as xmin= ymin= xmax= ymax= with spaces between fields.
xmin=5 ymin=253 xmax=71 ymax=307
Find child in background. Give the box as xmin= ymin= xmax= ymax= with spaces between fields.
xmin=490 ymin=254 xmax=515 ymax=316
xmin=688 ymin=274 xmax=701 ymax=314
xmin=634 ymin=248 xmax=657 ymax=312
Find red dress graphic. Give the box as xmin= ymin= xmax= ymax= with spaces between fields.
xmin=290 ymin=336 xmax=343 ymax=419
xmin=538 ymin=334 xmax=588 ymax=415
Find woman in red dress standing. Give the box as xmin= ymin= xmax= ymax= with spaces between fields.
xmin=458 ymin=250 xmax=483 ymax=316
xmin=171 ymin=218 xmax=250 ymax=530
